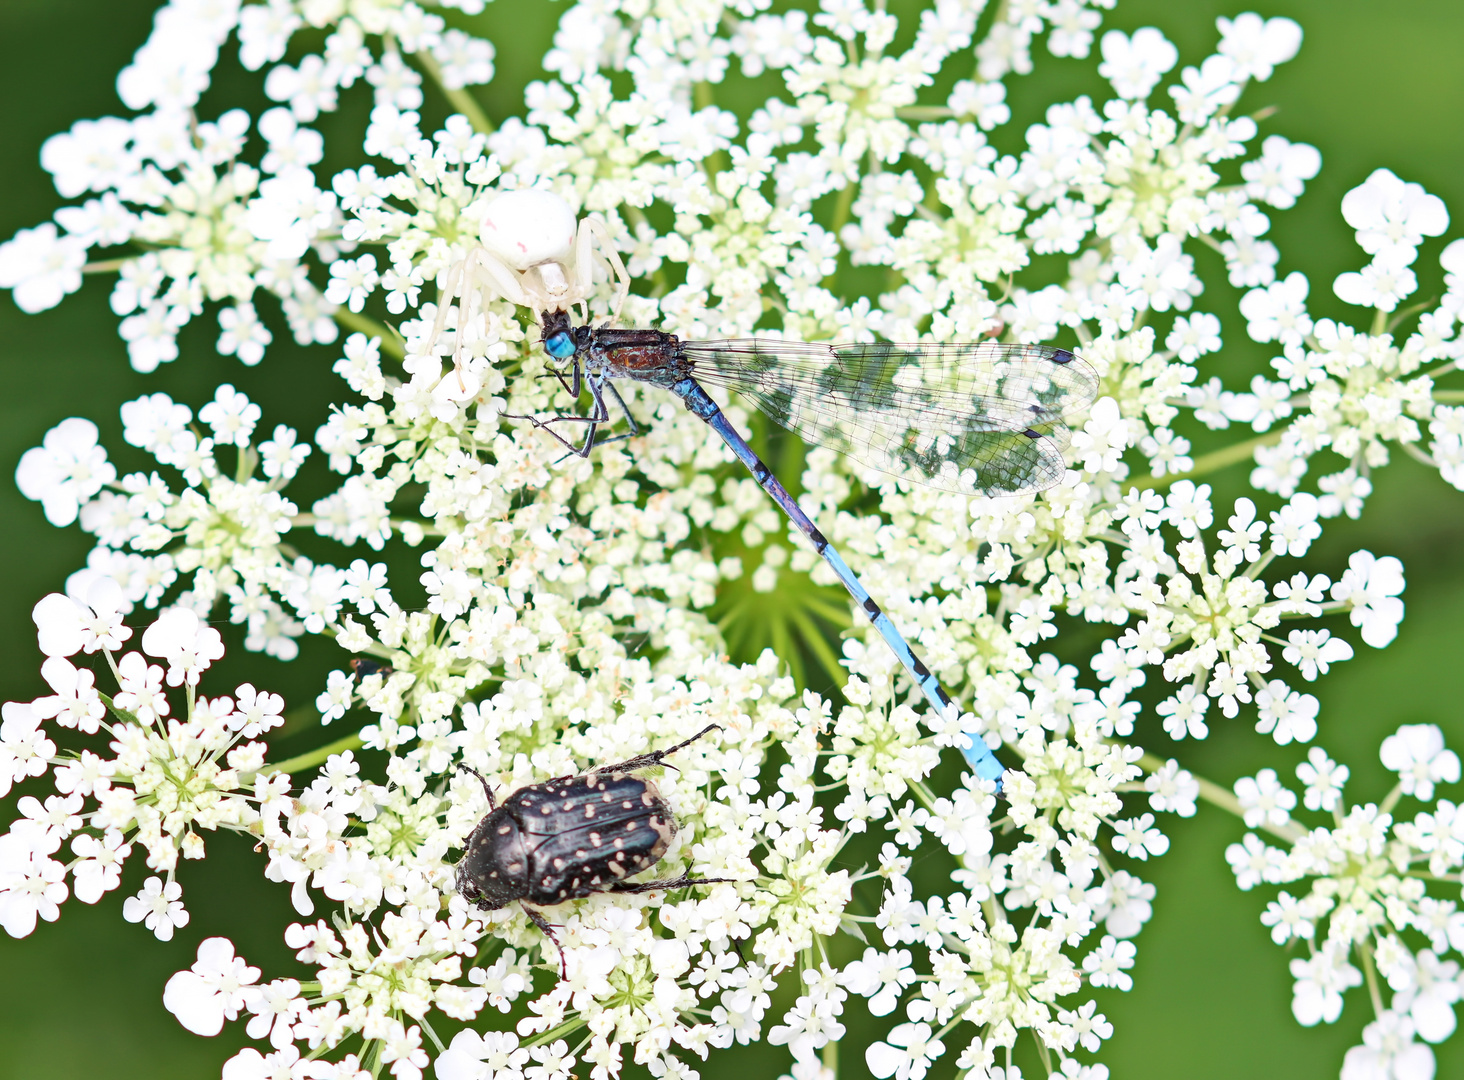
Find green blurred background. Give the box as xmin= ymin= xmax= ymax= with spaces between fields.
xmin=3 ymin=0 xmax=1464 ymax=1076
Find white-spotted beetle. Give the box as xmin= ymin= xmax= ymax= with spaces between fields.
xmin=455 ymin=724 xmax=729 ymax=975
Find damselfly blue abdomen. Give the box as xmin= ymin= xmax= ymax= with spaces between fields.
xmin=513 ymin=309 xmax=1100 ymax=791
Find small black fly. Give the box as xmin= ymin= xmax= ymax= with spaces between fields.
xmin=349 ymin=657 xmax=393 ymax=679
xmin=455 ymin=724 xmax=730 ymax=975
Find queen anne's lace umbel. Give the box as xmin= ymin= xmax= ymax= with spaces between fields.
xmin=2 ymin=2 xmax=1462 ymax=1079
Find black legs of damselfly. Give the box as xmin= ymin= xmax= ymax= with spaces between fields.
xmin=501 ymin=368 xmax=642 ymax=461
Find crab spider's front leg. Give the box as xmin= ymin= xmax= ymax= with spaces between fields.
xmin=576 ymin=216 xmax=631 ymax=325
xmin=429 ymin=248 xmax=523 ymax=359
xmin=432 ymin=247 xmax=536 ymax=395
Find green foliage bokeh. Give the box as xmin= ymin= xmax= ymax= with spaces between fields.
xmin=2 ymin=1 xmax=1463 ymax=1077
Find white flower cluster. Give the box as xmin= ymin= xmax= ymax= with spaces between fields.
xmin=1227 ymin=725 xmax=1464 ymax=1080
xmin=2 ymin=1 xmax=1463 ymax=1080
xmin=0 ymin=0 xmax=494 ymax=369
xmin=0 ymin=583 xmax=272 ymax=942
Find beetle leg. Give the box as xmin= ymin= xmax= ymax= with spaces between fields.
xmin=606 ymin=873 xmax=734 ymax=895
xmin=596 ymin=723 xmax=722 ymax=774
xmin=457 ymin=764 xmax=498 ymax=811
xmin=521 ymin=903 xmax=568 ymax=978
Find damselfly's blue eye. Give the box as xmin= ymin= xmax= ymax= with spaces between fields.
xmin=544 ymin=329 xmax=575 ymax=359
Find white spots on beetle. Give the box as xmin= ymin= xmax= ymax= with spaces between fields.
xmin=553 ymin=857 xmax=566 ymax=869
xmin=584 ymin=805 xmax=596 ymax=819
xmin=508 ymin=862 xmax=522 ymax=873
xmin=641 ymin=790 xmax=656 ymax=807
xmin=575 ymin=849 xmax=587 ymax=859
xmin=647 ymin=810 xmax=676 ymax=857
xmin=497 ymin=825 xmax=512 ymax=834
xmin=613 ymin=837 xmax=624 ymax=849
xmin=622 ymin=800 xmax=634 ymax=809
xmin=563 ymin=800 xmax=575 ymax=811
xmin=601 ymin=792 xmax=613 ymax=803
xmin=589 ymin=832 xmax=602 ymax=846
xmin=540 ymin=804 xmax=554 ymax=814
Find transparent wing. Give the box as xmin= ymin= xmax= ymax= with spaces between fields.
xmin=682 ymin=340 xmax=1100 ymax=495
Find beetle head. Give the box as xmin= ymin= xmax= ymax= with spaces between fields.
xmin=456 ymin=806 xmax=531 ymax=910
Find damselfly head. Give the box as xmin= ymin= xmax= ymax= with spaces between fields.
xmin=540 ymin=309 xmax=576 ymax=359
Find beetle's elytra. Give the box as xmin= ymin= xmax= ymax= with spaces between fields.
xmin=455 ymin=724 xmax=729 ymax=975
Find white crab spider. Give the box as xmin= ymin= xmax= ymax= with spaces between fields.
xmin=429 ymin=189 xmax=630 ymax=395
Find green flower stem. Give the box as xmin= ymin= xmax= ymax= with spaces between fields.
xmin=1378 ymin=780 xmax=1406 ymax=816
xmin=523 ymin=1016 xmax=588 ymax=1049
xmin=414 ymin=49 xmax=494 ymax=134
xmin=1359 ymin=940 xmax=1385 ymax=1016
xmin=822 ymin=1036 xmax=838 ymax=1077
xmin=896 ymin=106 xmax=954 ymax=120
xmin=419 ymin=1016 xmax=447 ymax=1055
xmin=291 ymin=512 xmax=450 ymax=537
xmin=1435 ymin=389 xmax=1464 ymax=403
xmin=332 ymin=309 xmax=406 ymax=358
xmin=1134 ymin=751 xmax=1306 ymax=843
xmin=1124 ymin=429 xmax=1286 ymax=492
xmin=1030 ymin=1025 xmax=1053 ymax=1077
xmin=829 ymin=180 xmax=857 ymax=236
xmin=260 ymin=731 xmax=367 ymax=776
xmin=83 ymin=258 xmax=130 ymax=273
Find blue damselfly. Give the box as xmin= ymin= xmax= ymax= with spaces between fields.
xmin=513 ymin=309 xmax=1099 ymax=789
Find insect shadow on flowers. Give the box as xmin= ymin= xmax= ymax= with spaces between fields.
xmin=455 ymin=724 xmax=732 ymax=977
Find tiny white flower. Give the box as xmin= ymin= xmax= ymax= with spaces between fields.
xmin=1380 ymin=724 xmax=1460 ymax=801
xmin=1082 ymin=935 xmax=1137 ymax=991
xmin=1296 ymin=746 xmax=1349 ymax=811
xmin=164 ymin=937 xmax=263 ymax=1036
xmin=123 ymin=876 xmax=190 ymax=941
xmin=1233 ymin=768 xmax=1297 ymax=829
xmin=15 ymin=418 xmax=115 ymax=527
xmin=1109 ymin=813 xmax=1170 ymax=860
xmin=1341 ymin=1010 xmax=1435 ymax=1080
xmin=142 ymin=607 xmax=226 ymax=687
xmin=1097 ymin=28 xmax=1178 ymax=101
